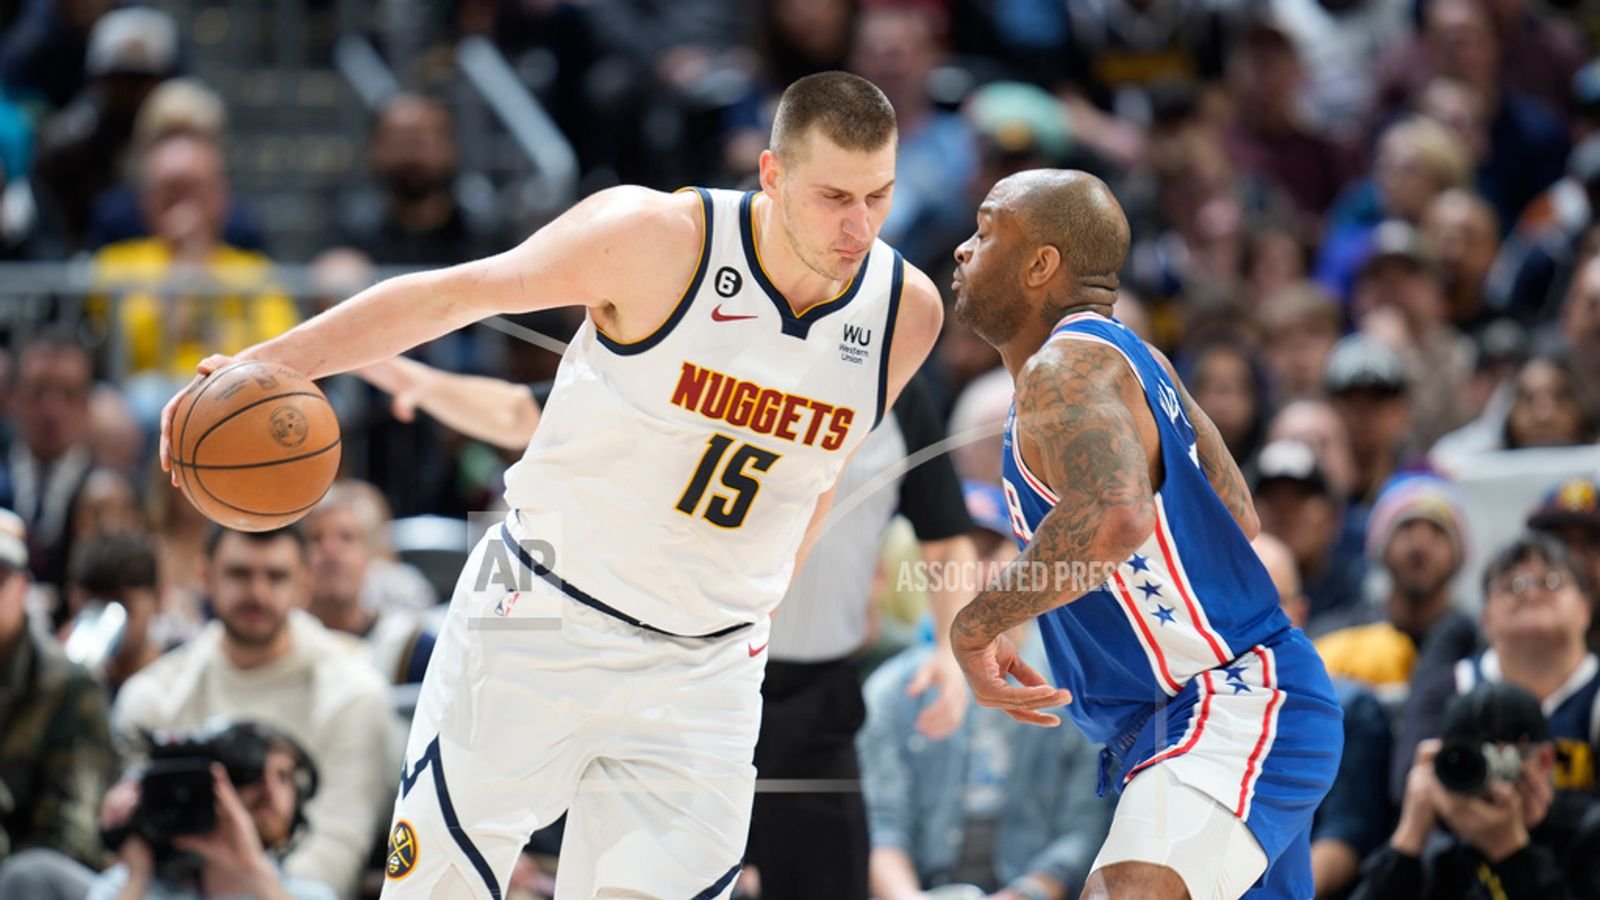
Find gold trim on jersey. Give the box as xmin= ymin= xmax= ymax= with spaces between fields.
xmin=591 ymin=186 xmax=712 ymax=352
xmin=747 ymin=195 xmax=863 ymax=320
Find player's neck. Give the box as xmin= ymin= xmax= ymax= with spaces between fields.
xmin=998 ymin=302 xmax=1112 ymax=380
xmin=751 ymin=194 xmax=851 ymax=314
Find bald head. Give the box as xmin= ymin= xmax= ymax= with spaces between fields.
xmin=992 ymin=169 xmax=1131 ymax=289
xmin=1252 ymin=532 xmax=1307 ymax=629
xmin=954 ymin=169 xmax=1133 ymax=349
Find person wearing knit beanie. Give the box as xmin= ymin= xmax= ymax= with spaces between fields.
xmin=1315 ymin=473 xmax=1480 ymax=699
xmin=1363 ymin=472 xmax=1470 ymax=567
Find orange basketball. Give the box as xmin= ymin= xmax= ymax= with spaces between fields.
xmin=170 ymin=361 xmax=341 ymax=532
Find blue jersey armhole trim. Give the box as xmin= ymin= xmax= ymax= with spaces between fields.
xmin=595 ymin=187 xmax=713 ymax=356
xmin=875 ymin=250 xmax=905 ymax=429
xmin=739 ymin=190 xmax=870 ymax=339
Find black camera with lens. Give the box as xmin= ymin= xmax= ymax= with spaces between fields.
xmin=1432 ymin=682 xmax=1549 ymax=796
xmin=111 ymin=719 xmax=319 ymax=853
xmin=1434 ymin=738 xmax=1528 ymax=795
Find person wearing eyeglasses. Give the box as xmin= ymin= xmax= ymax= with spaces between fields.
xmin=1390 ymin=534 xmax=1600 ymax=840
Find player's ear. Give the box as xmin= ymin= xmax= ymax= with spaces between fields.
xmin=758 ymin=149 xmax=782 ymax=198
xmin=1024 ymin=244 xmax=1061 ymax=289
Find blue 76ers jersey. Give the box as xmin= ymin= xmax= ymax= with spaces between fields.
xmin=1000 ymin=313 xmax=1294 ymax=746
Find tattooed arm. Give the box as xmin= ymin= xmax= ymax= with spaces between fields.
xmin=1152 ymin=348 xmax=1260 ymax=539
xmin=949 ymin=340 xmax=1156 ymax=724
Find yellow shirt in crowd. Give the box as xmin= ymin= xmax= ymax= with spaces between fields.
xmin=91 ymin=238 xmax=300 ymax=377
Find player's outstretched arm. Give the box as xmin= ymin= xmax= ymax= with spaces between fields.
xmin=357 ymin=357 xmax=539 ymax=451
xmin=949 ymin=340 xmax=1155 ymax=723
xmin=159 ymin=187 xmax=699 ymax=473
xmin=236 ymin=186 xmax=694 ymax=381
xmin=1152 ymin=348 xmax=1260 ymax=539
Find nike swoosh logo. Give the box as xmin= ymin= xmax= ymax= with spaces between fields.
xmin=712 ymin=305 xmax=758 ymax=322
xmin=747 ymin=641 xmax=769 ymax=657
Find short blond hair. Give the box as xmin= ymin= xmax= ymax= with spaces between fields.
xmin=1379 ymin=116 xmax=1472 ymax=192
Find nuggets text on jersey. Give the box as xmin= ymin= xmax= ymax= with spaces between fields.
xmin=671 ymin=361 xmax=855 ymax=450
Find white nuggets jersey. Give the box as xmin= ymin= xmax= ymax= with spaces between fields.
xmin=503 ymin=188 xmax=905 ymax=635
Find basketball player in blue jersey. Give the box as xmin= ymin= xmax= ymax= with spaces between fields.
xmin=157 ymin=72 xmax=944 ymax=899
xmin=946 ymin=169 xmax=1343 ymax=900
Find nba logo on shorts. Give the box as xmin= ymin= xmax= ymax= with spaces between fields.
xmin=386 ymin=820 xmax=419 ymax=880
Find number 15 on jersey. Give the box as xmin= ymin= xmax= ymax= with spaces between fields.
xmin=676 ymin=434 xmax=780 ymax=529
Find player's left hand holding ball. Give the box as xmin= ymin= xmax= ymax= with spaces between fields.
xmin=159 ymin=354 xmax=238 ymax=486
xmin=950 ymin=627 xmax=1072 ymax=727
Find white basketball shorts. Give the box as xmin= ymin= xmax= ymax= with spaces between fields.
xmin=380 ymin=518 xmax=769 ymax=899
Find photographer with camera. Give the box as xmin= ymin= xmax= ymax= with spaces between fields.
xmin=1351 ymin=681 xmax=1596 ymax=899
xmin=111 ymin=526 xmax=396 ymax=899
xmin=1392 ymin=534 xmax=1600 ymax=806
xmin=92 ymin=720 xmax=334 ymax=900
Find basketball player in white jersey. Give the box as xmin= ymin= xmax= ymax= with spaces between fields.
xmin=158 ymin=72 xmax=942 ymax=899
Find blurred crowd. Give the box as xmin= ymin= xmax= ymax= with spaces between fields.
xmin=1 ymin=0 xmax=1599 ymax=898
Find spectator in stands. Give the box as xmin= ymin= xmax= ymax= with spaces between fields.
xmin=1351 ymin=221 xmax=1474 ymax=448
xmin=328 ymin=479 xmax=435 ymax=616
xmin=1265 ymin=0 xmax=1412 ymax=142
xmin=302 ymin=481 xmax=434 ymax=685
xmin=1380 ymin=0 xmax=1569 ymax=230
xmin=144 ymin=464 xmax=208 ymax=649
xmin=0 ymin=0 xmax=110 ymax=110
xmin=89 ymin=77 xmax=266 ymax=252
xmin=1059 ymin=0 xmax=1231 ymax=169
xmin=86 ymin=383 xmax=141 ymax=479
xmin=91 ymin=720 xmax=334 ymax=899
xmin=1497 ymin=135 xmax=1600 ymax=326
xmin=1254 ymin=531 xmax=1392 ymax=898
xmin=1222 ymin=13 xmax=1356 ymax=235
xmin=0 ymin=84 xmax=61 ymax=261
xmin=1242 ymin=221 xmax=1311 ymax=310
xmin=719 ymin=0 xmax=857 ymax=183
xmin=112 ymin=526 xmax=396 ymax=900
xmin=1181 ymin=339 xmax=1268 ymax=464
xmin=1559 ymin=251 xmax=1600 ymax=401
xmin=1316 ymin=473 xmax=1479 ymax=700
xmin=1324 ymin=334 xmax=1412 ymax=506
xmin=92 ymin=131 xmax=299 ymax=387
xmin=30 ymin=6 xmax=176 ymax=249
xmin=1250 ymin=439 xmax=1366 ymax=630
xmin=946 ymin=368 xmax=1011 ymax=486
xmin=857 ymin=510 xmax=1111 ymax=900
xmin=1256 ymin=284 xmax=1344 ymax=403
xmin=68 ymin=468 xmax=141 ymax=541
xmin=1266 ymin=400 xmax=1360 ymax=504
xmin=1355 ymin=682 xmax=1599 ymax=899
xmin=1132 ymin=119 xmax=1300 ymax=305
xmin=1431 ymin=326 xmax=1556 ymax=468
xmin=336 ymin=93 xmax=502 ymax=268
xmin=1318 ymin=116 xmax=1471 ymax=301
xmin=1478 ymin=0 xmax=1588 ymax=124
xmin=847 ymin=4 xmax=976 ymax=273
xmin=1421 ymin=188 xmax=1501 ymax=334
xmin=1414 ymin=75 xmax=1494 ymax=190
xmin=61 ymin=530 xmax=161 ymax=695
xmin=1396 ymin=535 xmax=1599 ymax=803
xmin=1525 ymin=476 xmax=1600 ymax=650
xmin=1499 ymin=353 xmax=1598 ymax=450
xmin=0 ymin=507 xmax=114 ymax=867
xmin=0 ymin=330 xmax=101 ymax=595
